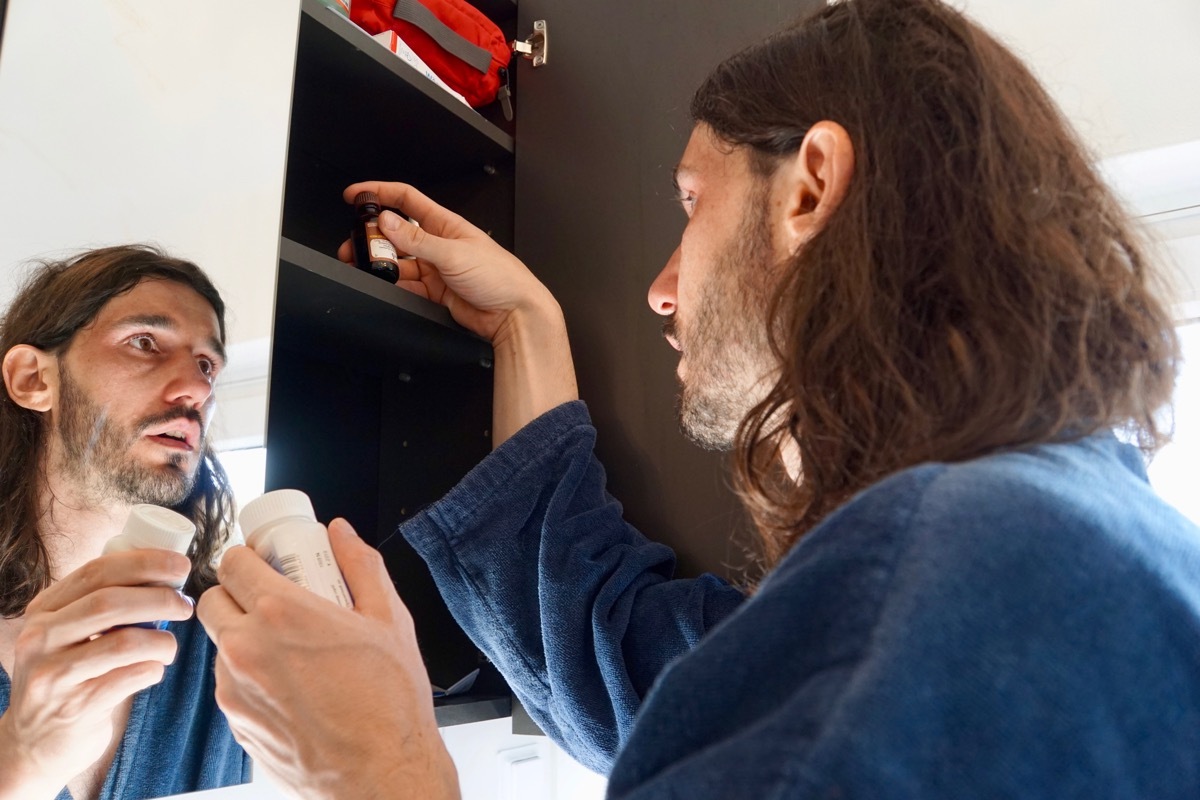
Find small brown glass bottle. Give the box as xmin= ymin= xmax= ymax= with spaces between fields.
xmin=351 ymin=191 xmax=401 ymax=283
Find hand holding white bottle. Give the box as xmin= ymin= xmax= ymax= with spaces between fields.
xmin=239 ymin=489 xmax=354 ymax=609
xmin=102 ymin=504 xmax=197 ymax=629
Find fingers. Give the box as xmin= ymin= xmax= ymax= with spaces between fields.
xmin=397 ymin=279 xmax=432 ymax=300
xmin=327 ymin=518 xmax=402 ymax=618
xmin=196 ymin=585 xmax=248 ymax=649
xmin=80 ymin=660 xmax=170 ymax=710
xmin=343 ymin=181 xmax=473 ymax=240
xmin=41 ymin=627 xmax=179 ymax=689
xmin=35 ymin=585 xmax=194 ymax=649
xmin=215 ymin=545 xmax=301 ymax=617
xmin=375 ymin=209 xmax=459 ymax=268
xmin=30 ymin=549 xmax=192 ymax=615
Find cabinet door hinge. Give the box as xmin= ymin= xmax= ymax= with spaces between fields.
xmin=511 ymin=20 xmax=548 ymax=68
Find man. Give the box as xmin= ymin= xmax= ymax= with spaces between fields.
xmin=199 ymin=0 xmax=1200 ymax=797
xmin=0 ymin=245 xmax=249 ymax=799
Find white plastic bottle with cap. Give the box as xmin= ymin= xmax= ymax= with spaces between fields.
xmin=102 ymin=504 xmax=197 ymax=629
xmin=239 ymin=489 xmax=354 ymax=609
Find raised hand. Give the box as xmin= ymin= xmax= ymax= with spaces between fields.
xmin=339 ymin=181 xmax=579 ymax=446
xmin=339 ymin=181 xmax=554 ymax=346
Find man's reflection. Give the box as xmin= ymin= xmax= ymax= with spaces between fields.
xmin=0 ymin=245 xmax=249 ymax=799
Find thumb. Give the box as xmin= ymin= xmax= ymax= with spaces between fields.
xmin=327 ymin=517 xmax=397 ymax=616
xmin=378 ymin=210 xmax=453 ymax=268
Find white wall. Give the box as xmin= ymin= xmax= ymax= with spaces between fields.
xmin=0 ymin=0 xmax=298 ymax=450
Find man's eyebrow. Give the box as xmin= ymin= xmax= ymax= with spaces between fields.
xmin=111 ymin=313 xmax=227 ymax=366
xmin=112 ymin=313 xmax=175 ymax=331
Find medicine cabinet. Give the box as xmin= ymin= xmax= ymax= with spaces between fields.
xmin=265 ymin=0 xmax=806 ymax=728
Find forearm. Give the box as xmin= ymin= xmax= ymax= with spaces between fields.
xmin=490 ymin=295 xmax=579 ymax=448
xmin=404 ymin=403 xmax=746 ymax=769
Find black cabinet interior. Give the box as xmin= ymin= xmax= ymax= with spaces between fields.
xmin=269 ymin=0 xmax=809 ymax=732
xmin=282 ymin=0 xmax=516 ymax=258
xmin=268 ymin=1 xmax=517 ymax=726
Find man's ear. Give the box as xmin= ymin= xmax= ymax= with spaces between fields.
xmin=776 ymin=120 xmax=855 ymax=255
xmin=2 ymin=345 xmax=57 ymax=412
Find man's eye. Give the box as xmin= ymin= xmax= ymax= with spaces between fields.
xmin=198 ymin=357 xmax=216 ymax=378
xmin=129 ymin=334 xmax=159 ymax=352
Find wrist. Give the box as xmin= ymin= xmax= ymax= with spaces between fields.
xmin=0 ymin=716 xmax=61 ymax=800
xmin=333 ymin=732 xmax=459 ymax=800
xmin=496 ymin=286 xmax=564 ymax=345
xmin=491 ymin=292 xmax=579 ymax=447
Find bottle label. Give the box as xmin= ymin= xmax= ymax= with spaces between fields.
xmin=263 ymin=538 xmax=354 ymax=609
xmin=366 ymin=222 xmax=400 ymax=263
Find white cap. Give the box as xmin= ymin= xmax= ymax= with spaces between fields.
xmin=122 ymin=505 xmax=197 ymax=554
xmin=239 ymin=489 xmax=316 ymax=538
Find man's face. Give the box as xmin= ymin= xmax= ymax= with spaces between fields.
xmin=50 ymin=278 xmax=225 ymax=507
xmin=649 ymin=125 xmax=784 ymax=450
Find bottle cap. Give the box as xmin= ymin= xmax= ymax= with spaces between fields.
xmin=239 ymin=489 xmax=317 ymax=538
xmin=354 ymin=190 xmax=380 ymax=209
xmin=121 ymin=505 xmax=196 ymax=554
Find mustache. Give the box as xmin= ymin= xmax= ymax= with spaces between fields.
xmin=662 ymin=314 xmax=678 ymax=341
xmin=136 ymin=406 xmax=204 ymax=434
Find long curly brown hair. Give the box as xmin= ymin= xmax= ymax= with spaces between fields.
xmin=692 ymin=0 xmax=1180 ymax=566
xmin=0 ymin=245 xmax=236 ymax=616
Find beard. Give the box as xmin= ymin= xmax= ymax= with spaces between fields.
xmin=671 ymin=187 xmax=779 ymax=451
xmin=57 ymin=364 xmax=201 ymax=507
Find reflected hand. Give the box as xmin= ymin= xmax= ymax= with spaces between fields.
xmin=0 ymin=551 xmax=193 ymax=798
xmin=338 ymin=181 xmax=556 ymax=347
xmin=197 ymin=519 xmax=460 ymax=800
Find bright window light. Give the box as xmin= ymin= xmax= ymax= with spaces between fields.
xmin=217 ymin=447 xmax=268 ymax=511
xmin=1148 ymin=322 xmax=1200 ymax=526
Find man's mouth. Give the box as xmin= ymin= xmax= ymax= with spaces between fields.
xmin=662 ymin=317 xmax=682 ymax=353
xmin=144 ymin=420 xmax=201 ymax=451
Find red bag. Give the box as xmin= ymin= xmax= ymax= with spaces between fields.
xmin=351 ymin=0 xmax=511 ymax=108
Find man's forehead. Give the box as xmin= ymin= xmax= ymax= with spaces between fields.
xmin=96 ymin=279 xmax=216 ymax=321
xmin=89 ymin=279 xmax=224 ymax=353
xmin=674 ymin=125 xmax=745 ymax=185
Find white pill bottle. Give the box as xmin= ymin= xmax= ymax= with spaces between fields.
xmin=102 ymin=504 xmax=197 ymax=629
xmin=239 ymin=489 xmax=354 ymax=609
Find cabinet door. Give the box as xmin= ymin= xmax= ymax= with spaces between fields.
xmin=512 ymin=0 xmax=817 ymax=579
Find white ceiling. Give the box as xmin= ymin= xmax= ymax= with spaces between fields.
xmin=955 ymin=0 xmax=1200 ymax=315
xmin=958 ymin=0 xmax=1200 ymax=159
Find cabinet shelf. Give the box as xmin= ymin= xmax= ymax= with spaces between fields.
xmin=274 ymin=237 xmax=491 ymax=377
xmin=294 ymin=0 xmax=513 ymax=188
xmin=434 ymin=694 xmax=513 ymax=728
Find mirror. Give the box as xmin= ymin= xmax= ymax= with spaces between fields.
xmin=0 ymin=0 xmax=301 ymax=795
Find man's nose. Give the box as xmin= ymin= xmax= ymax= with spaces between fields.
xmin=164 ymin=353 xmax=214 ymax=409
xmin=648 ymin=247 xmax=680 ymax=316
